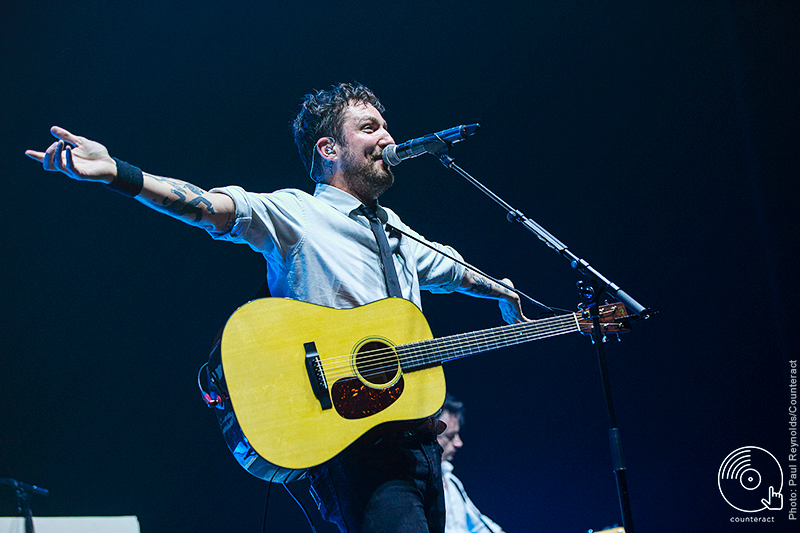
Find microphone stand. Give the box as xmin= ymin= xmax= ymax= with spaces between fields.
xmin=433 ymin=148 xmax=655 ymax=533
xmin=1 ymin=478 xmax=49 ymax=533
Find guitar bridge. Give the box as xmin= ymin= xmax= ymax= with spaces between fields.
xmin=304 ymin=342 xmax=332 ymax=410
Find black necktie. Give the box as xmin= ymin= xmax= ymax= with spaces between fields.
xmin=359 ymin=205 xmax=402 ymax=298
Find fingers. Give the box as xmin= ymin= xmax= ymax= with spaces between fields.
xmin=24 ymin=149 xmax=46 ymax=162
xmin=26 ymin=126 xmax=80 ymax=173
xmin=53 ymin=139 xmax=64 ymax=170
xmin=64 ymin=145 xmax=76 ymax=174
xmin=50 ymin=125 xmax=81 ymax=147
xmin=42 ymin=141 xmax=56 ymax=169
xmin=39 ymin=140 xmax=68 ymax=172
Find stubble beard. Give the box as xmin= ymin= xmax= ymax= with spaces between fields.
xmin=341 ymin=148 xmax=395 ymax=202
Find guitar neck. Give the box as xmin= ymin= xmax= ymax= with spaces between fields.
xmin=398 ymin=312 xmax=582 ymax=370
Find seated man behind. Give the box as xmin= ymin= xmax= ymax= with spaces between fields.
xmin=438 ymin=394 xmax=505 ymax=533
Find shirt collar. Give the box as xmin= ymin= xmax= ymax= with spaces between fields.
xmin=314 ymin=182 xmax=388 ymax=222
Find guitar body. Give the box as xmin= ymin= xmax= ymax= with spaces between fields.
xmin=209 ymin=297 xmax=445 ymax=482
xmin=207 ymin=296 xmax=631 ymax=483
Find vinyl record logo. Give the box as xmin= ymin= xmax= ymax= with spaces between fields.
xmin=718 ymin=446 xmax=783 ymax=512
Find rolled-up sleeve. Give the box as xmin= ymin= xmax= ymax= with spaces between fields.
xmin=205 ymin=186 xmax=306 ymax=258
xmin=206 ymin=186 xmax=254 ymax=241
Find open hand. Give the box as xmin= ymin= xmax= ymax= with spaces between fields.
xmin=25 ymin=126 xmax=116 ymax=183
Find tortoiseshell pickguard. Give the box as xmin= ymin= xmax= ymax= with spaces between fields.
xmin=330 ymin=377 xmax=404 ymax=419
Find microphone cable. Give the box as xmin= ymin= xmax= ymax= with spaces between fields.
xmin=283 ymin=482 xmax=317 ymax=533
xmin=260 ymin=471 xmax=317 ymax=533
xmin=386 ymin=222 xmax=569 ymax=315
xmin=261 ymin=469 xmax=279 ymax=533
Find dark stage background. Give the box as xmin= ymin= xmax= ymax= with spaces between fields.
xmin=2 ymin=2 xmax=798 ymax=532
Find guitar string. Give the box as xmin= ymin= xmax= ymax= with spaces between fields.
xmin=345 ymin=324 xmax=579 ymax=379
xmin=318 ymin=314 xmax=582 ymax=379
xmin=330 ymin=324 xmax=580 ymax=382
xmin=321 ymin=314 xmax=584 ymax=377
xmin=319 ymin=314 xmax=576 ymax=373
xmin=317 ymin=306 xmax=621 ymax=380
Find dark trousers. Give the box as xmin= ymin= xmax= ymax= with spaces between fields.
xmin=308 ymin=427 xmax=445 ymax=533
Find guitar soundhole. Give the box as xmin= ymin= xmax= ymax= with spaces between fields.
xmin=354 ymin=340 xmax=400 ymax=386
xmin=330 ymin=339 xmax=404 ymax=420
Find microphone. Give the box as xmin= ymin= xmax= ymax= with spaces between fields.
xmin=382 ymin=123 xmax=480 ymax=166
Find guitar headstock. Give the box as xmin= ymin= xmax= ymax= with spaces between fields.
xmin=576 ymin=303 xmax=633 ymax=334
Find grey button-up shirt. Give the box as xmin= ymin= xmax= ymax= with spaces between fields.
xmin=207 ymin=183 xmax=465 ymax=310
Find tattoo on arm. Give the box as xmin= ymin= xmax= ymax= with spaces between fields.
xmin=460 ymin=271 xmax=497 ymax=297
xmin=468 ymin=274 xmax=495 ymax=296
xmin=144 ymin=174 xmax=229 ymax=229
xmin=461 ymin=271 xmax=513 ymax=299
xmin=182 ymin=182 xmax=205 ymax=195
xmin=162 ymin=187 xmax=217 ymax=223
xmin=149 ymin=176 xmax=205 ymax=196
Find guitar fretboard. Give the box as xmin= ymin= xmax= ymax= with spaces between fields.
xmin=397 ymin=312 xmax=581 ymax=370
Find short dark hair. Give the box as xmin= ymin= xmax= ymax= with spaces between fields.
xmin=292 ymin=82 xmax=385 ymax=181
xmin=440 ymin=393 xmax=465 ymax=426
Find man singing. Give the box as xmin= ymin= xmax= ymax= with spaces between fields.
xmin=26 ymin=82 xmax=527 ymax=533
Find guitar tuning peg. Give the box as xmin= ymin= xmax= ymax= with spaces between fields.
xmin=614 ymin=332 xmax=622 ymax=343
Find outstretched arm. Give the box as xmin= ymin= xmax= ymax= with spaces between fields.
xmin=25 ymin=126 xmax=235 ymax=233
xmin=456 ymin=270 xmax=529 ymax=324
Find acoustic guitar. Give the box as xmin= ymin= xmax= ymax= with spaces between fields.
xmin=207 ymin=297 xmax=632 ymax=482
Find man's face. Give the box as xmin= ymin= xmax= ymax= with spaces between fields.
xmin=338 ymin=102 xmax=396 ymax=200
xmin=437 ymin=411 xmax=463 ymax=462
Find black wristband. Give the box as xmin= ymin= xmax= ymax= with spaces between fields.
xmin=107 ymin=158 xmax=144 ymax=197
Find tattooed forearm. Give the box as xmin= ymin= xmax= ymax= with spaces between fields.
xmin=459 ymin=271 xmax=499 ymax=298
xmin=150 ymin=175 xmax=208 ymax=197
xmin=467 ymin=274 xmax=494 ymax=296
xmin=458 ymin=271 xmax=527 ymax=323
xmin=149 ymin=174 xmax=184 ymax=187
xmin=137 ymin=172 xmax=234 ymax=232
xmin=458 ymin=271 xmax=516 ymax=300
xmin=150 ymin=175 xmax=217 ymax=222
xmin=161 ymin=188 xmax=210 ymax=223
xmin=182 ymin=182 xmax=205 ymax=195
